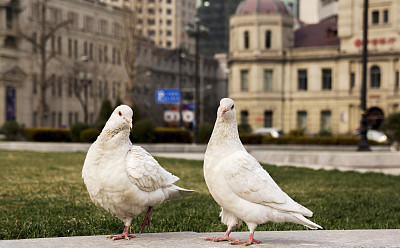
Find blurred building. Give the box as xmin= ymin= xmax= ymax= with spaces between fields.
xmin=299 ymin=0 xmax=338 ymax=24
xmin=229 ymin=0 xmax=399 ymax=135
xmin=100 ymin=0 xmax=197 ymax=52
xmin=0 ymin=0 xmax=130 ymax=128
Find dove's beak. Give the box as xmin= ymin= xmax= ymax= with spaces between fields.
xmin=126 ymin=119 xmax=133 ymax=129
xmin=221 ymin=109 xmax=227 ymax=115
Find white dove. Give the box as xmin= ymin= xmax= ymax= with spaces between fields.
xmin=82 ymin=105 xmax=193 ymax=240
xmin=204 ymin=98 xmax=322 ymax=246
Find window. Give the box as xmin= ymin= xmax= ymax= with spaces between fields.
xmin=265 ymin=30 xmax=271 ymax=49
xmin=32 ymin=32 xmax=37 ymax=53
xmin=113 ymin=23 xmax=121 ymax=37
xmin=68 ymin=39 xmax=72 ymax=58
xmin=58 ymin=112 xmax=62 ymax=127
xmin=372 ymin=11 xmax=379 ymax=24
xmin=67 ymin=12 xmax=79 ymax=29
xmin=396 ymin=71 xmax=399 ymax=89
xmin=68 ymin=112 xmax=73 ymax=127
xmin=264 ymin=111 xmax=272 ymax=128
xmin=98 ymin=46 xmax=103 ymax=63
xmin=51 ymin=75 xmax=56 ymax=96
xmin=84 ymin=41 xmax=88 ymax=56
xmin=240 ymin=110 xmax=249 ymax=124
xmin=74 ymin=40 xmax=78 ymax=59
xmin=89 ymin=43 xmax=93 ymax=60
xmin=57 ymin=36 xmax=62 ymax=55
xmin=322 ymin=68 xmax=332 ymax=90
xmin=350 ymin=72 xmax=355 ymax=90
xmin=104 ymin=46 xmax=108 ymax=63
xmin=370 ymin=65 xmax=380 ymax=88
xmin=383 ymin=10 xmax=389 ymax=23
xmin=297 ymin=111 xmax=307 ymax=130
xmin=99 ymin=19 xmax=108 ymax=34
xmin=51 ymin=35 xmax=55 ymax=54
xmin=320 ymin=110 xmax=331 ymax=131
xmin=166 ymin=30 xmax=172 ymax=36
xmin=240 ymin=70 xmax=249 ymax=91
xmin=84 ymin=16 xmax=94 ymax=32
xmin=148 ymin=8 xmax=155 ymax=14
xmin=51 ymin=112 xmax=56 ymax=127
xmin=147 ymin=19 xmax=155 ymax=25
xmin=58 ymin=76 xmax=62 ymax=97
xmin=298 ymin=69 xmax=307 ymax=90
xmin=244 ymin=31 xmax=249 ymax=49
xmin=32 ymin=74 xmax=37 ymax=95
xmin=166 ymin=9 xmax=172 ymax=14
xmin=112 ymin=47 xmax=116 ymax=64
xmin=263 ymin=69 xmax=273 ymax=91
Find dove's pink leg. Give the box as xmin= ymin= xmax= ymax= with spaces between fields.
xmin=139 ymin=206 xmax=153 ymax=234
xmin=107 ymin=226 xmax=136 ymax=240
xmin=204 ymin=224 xmax=238 ymax=242
xmin=230 ymin=232 xmax=261 ymax=246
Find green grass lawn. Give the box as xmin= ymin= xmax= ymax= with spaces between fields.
xmin=0 ymin=150 xmax=399 ymax=240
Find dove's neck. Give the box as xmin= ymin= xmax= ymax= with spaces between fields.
xmin=206 ymin=117 xmax=245 ymax=156
xmin=97 ymin=126 xmax=132 ymax=151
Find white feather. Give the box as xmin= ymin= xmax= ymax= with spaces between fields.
xmin=82 ymin=105 xmax=193 ymax=227
xmin=204 ymin=98 xmax=322 ymax=234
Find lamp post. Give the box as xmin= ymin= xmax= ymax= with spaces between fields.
xmin=186 ymin=16 xmax=208 ymax=144
xmin=357 ymin=0 xmax=371 ymax=151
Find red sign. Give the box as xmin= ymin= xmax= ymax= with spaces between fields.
xmin=354 ymin=37 xmax=396 ymax=47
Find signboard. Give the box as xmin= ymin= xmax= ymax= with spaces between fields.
xmin=164 ymin=110 xmax=194 ymax=123
xmin=156 ymin=89 xmax=180 ymax=104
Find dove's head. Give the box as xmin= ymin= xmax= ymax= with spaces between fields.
xmin=109 ymin=105 xmax=133 ymax=129
xmin=217 ymin=98 xmax=236 ymax=121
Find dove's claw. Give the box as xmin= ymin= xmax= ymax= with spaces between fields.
xmin=139 ymin=206 xmax=153 ymax=234
xmin=108 ymin=226 xmax=136 ymax=240
xmin=229 ymin=233 xmax=261 ymax=246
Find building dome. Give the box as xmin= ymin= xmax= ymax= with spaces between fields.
xmin=235 ymin=0 xmax=290 ymax=15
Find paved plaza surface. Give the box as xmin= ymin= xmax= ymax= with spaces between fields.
xmin=1 ymin=230 xmax=400 ymax=248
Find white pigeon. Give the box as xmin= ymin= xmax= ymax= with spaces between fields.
xmin=82 ymin=105 xmax=193 ymax=240
xmin=203 ymin=98 xmax=322 ymax=246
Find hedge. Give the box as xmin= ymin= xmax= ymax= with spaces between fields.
xmin=154 ymin=128 xmax=192 ymax=143
xmin=80 ymin=128 xmax=101 ymax=143
xmin=24 ymin=128 xmax=71 ymax=142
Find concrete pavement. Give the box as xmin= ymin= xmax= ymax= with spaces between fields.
xmin=1 ymin=230 xmax=400 ymax=248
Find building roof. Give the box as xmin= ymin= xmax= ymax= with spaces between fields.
xmin=295 ymin=20 xmax=340 ymax=48
xmin=235 ymin=0 xmax=289 ymax=15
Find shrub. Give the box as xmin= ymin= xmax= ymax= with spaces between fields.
xmin=239 ymin=134 xmax=263 ymax=144
xmin=1 ymin=120 xmax=22 ymax=140
xmin=24 ymin=128 xmax=70 ymax=142
xmin=381 ymin=112 xmax=400 ymax=143
xmin=288 ymin=129 xmax=305 ymax=137
xmin=238 ymin=123 xmax=252 ymax=134
xmin=80 ymin=128 xmax=100 ymax=143
xmin=154 ymin=128 xmax=192 ymax=143
xmin=70 ymin=122 xmax=90 ymax=142
xmin=198 ymin=123 xmax=214 ymax=144
xmin=318 ymin=129 xmax=333 ymax=137
xmin=131 ymin=119 xmax=156 ymax=143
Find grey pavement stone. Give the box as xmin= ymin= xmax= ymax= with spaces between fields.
xmin=1 ymin=230 xmax=400 ymax=248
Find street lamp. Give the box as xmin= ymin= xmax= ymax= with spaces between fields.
xmin=186 ymin=12 xmax=208 ymax=143
xmin=357 ymin=0 xmax=371 ymax=151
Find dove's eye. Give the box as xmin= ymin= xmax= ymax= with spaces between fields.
xmin=118 ymin=111 xmax=122 ymax=116
xmin=231 ymin=105 xmax=234 ymax=110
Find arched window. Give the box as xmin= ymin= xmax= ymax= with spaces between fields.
xmin=370 ymin=65 xmax=381 ymax=88
xmin=265 ymin=30 xmax=271 ymax=49
xmin=244 ymin=31 xmax=249 ymax=49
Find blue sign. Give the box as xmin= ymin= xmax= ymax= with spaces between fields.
xmin=156 ymin=89 xmax=181 ymax=104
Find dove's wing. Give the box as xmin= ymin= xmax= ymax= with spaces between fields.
xmin=126 ymin=146 xmax=179 ymax=192
xmin=223 ymin=151 xmax=312 ymax=216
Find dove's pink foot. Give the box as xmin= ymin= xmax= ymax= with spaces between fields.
xmin=139 ymin=206 xmax=153 ymax=234
xmin=107 ymin=226 xmax=136 ymax=240
xmin=204 ymin=229 xmax=237 ymax=242
xmin=230 ymin=233 xmax=261 ymax=246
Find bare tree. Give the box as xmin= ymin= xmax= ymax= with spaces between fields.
xmin=18 ymin=0 xmax=70 ymax=127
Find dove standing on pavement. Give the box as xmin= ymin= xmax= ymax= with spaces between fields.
xmin=82 ymin=105 xmax=193 ymax=240
xmin=203 ymin=98 xmax=322 ymax=246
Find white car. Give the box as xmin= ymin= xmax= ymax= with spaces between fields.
xmin=253 ymin=128 xmax=283 ymax=138
xmin=355 ymin=129 xmax=388 ymax=143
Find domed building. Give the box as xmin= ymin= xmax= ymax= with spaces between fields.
xmin=229 ymin=0 xmax=399 ymax=135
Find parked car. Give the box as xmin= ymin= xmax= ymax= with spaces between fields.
xmin=253 ymin=128 xmax=283 ymax=138
xmin=355 ymin=129 xmax=388 ymax=143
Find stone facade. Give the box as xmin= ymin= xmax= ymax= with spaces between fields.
xmin=0 ymin=0 xmax=130 ymax=127
xmin=229 ymin=0 xmax=400 ymax=135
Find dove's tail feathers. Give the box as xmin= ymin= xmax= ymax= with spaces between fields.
xmin=165 ymin=185 xmax=195 ymax=200
xmin=290 ymin=213 xmax=322 ymax=230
